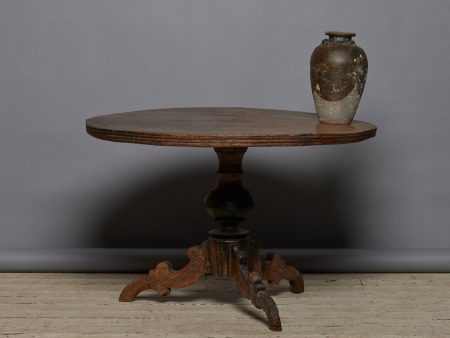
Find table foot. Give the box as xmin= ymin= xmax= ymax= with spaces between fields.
xmin=262 ymin=252 xmax=305 ymax=293
xmin=119 ymin=245 xmax=207 ymax=302
xmin=233 ymin=247 xmax=282 ymax=331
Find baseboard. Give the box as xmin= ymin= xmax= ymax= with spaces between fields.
xmin=1 ymin=248 xmax=449 ymax=273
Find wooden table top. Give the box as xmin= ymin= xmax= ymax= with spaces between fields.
xmin=86 ymin=107 xmax=376 ymax=147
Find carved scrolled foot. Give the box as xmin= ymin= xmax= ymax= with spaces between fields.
xmin=262 ymin=252 xmax=304 ymax=293
xmin=119 ymin=245 xmax=207 ymax=302
xmin=233 ymin=248 xmax=282 ymax=331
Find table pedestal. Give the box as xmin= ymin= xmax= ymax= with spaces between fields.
xmin=119 ymin=147 xmax=304 ymax=331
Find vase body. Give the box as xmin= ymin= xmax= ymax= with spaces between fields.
xmin=310 ymin=31 xmax=368 ymax=124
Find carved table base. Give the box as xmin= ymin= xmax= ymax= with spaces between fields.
xmin=119 ymin=147 xmax=304 ymax=331
xmin=120 ymin=240 xmax=303 ymax=331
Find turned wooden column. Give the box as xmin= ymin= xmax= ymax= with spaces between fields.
xmin=204 ymin=148 xmax=251 ymax=277
xmin=205 ymin=147 xmax=253 ymax=239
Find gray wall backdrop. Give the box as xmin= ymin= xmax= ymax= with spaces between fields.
xmin=1 ymin=0 xmax=450 ymax=271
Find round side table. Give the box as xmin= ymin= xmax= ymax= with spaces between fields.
xmin=86 ymin=107 xmax=377 ymax=331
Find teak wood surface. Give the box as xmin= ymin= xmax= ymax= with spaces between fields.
xmin=86 ymin=107 xmax=377 ymax=331
xmin=86 ymin=107 xmax=376 ymax=147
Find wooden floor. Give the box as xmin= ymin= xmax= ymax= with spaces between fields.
xmin=0 ymin=273 xmax=449 ymax=337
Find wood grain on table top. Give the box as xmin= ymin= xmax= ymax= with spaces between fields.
xmin=86 ymin=107 xmax=377 ymax=147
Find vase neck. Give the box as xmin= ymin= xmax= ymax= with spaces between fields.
xmin=325 ymin=31 xmax=356 ymax=42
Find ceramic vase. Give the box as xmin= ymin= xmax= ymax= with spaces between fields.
xmin=310 ymin=31 xmax=368 ymax=124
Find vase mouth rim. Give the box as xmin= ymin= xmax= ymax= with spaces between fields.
xmin=325 ymin=31 xmax=356 ymax=38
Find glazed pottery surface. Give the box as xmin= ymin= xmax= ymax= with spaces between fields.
xmin=310 ymin=31 xmax=368 ymax=124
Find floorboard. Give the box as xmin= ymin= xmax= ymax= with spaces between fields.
xmin=0 ymin=273 xmax=449 ymax=337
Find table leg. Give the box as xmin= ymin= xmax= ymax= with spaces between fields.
xmin=119 ymin=245 xmax=207 ymax=301
xmin=262 ymin=252 xmax=305 ymax=293
xmin=232 ymin=245 xmax=282 ymax=331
